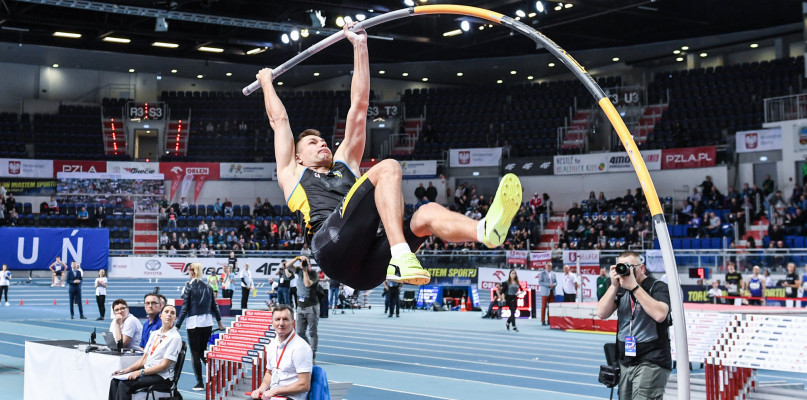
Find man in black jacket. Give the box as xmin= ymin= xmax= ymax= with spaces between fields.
xmin=66 ymin=262 xmax=86 ymax=319
xmin=597 ymin=251 xmax=671 ymax=400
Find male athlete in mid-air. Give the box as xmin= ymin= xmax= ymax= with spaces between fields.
xmin=256 ymin=22 xmax=522 ymax=290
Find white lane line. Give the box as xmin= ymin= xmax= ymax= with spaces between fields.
xmin=319 ymin=342 xmax=597 ymax=375
xmin=316 ymin=351 xmax=602 ymax=387
xmin=0 ymin=340 xmax=25 ymax=347
xmin=351 ymin=383 xmax=461 ymax=400
xmin=316 ymin=360 xmax=605 ymax=399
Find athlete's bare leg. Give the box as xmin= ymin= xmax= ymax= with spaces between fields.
xmin=410 ymin=203 xmax=478 ymax=242
xmin=363 ymin=159 xmax=406 ymax=245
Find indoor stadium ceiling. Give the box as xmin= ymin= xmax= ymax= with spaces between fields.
xmin=0 ymin=0 xmax=803 ymax=85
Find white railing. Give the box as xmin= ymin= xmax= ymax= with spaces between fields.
xmin=764 ymin=93 xmax=807 ymax=123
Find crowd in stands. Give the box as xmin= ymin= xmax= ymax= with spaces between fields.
xmin=57 ymin=178 xmax=164 ymax=212
xmin=158 ymin=196 xmax=306 ymax=255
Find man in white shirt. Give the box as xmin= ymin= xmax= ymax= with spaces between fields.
xmin=110 ymin=299 xmax=143 ymax=349
xmin=241 ymin=263 xmax=254 ymax=310
xmin=251 ymin=304 xmax=312 ymax=400
xmin=562 ymin=265 xmax=579 ymax=302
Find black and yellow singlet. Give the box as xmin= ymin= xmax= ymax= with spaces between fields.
xmin=286 ymin=161 xmax=358 ymax=238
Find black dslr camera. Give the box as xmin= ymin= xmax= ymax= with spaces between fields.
xmin=614 ymin=263 xmax=633 ymax=277
xmin=598 ymin=364 xmax=620 ymax=388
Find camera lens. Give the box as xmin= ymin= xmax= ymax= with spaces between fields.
xmin=615 ymin=263 xmax=631 ymax=276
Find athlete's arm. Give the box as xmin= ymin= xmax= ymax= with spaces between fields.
xmin=332 ymin=22 xmax=369 ymax=174
xmin=257 ymin=68 xmax=298 ymax=196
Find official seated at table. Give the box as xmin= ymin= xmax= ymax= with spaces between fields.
xmin=110 ymin=299 xmax=143 ymax=350
xmin=109 ymin=304 xmax=183 ymax=400
xmin=250 ymin=304 xmax=312 ymax=400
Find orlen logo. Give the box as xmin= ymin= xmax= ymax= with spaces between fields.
xmin=458 ymin=151 xmax=471 ymax=165
xmin=186 ymin=167 xmax=209 ymax=175
xmin=8 ymin=161 xmax=21 ymax=175
xmin=492 ymin=270 xmax=506 ymax=280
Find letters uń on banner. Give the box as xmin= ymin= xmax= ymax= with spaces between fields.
xmin=562 ymin=250 xmax=601 ymax=267
xmin=107 ymin=161 xmax=160 ymax=175
xmin=220 ymin=163 xmax=276 ymax=180
xmin=1 ymin=228 xmax=109 ymax=270
xmin=735 ymin=128 xmax=782 ymax=153
xmin=502 ymin=157 xmax=553 ymax=176
xmin=661 ymin=146 xmax=717 ymax=169
xmin=449 ymin=148 xmax=502 ymax=167
xmin=553 ymin=154 xmax=608 ymax=175
xmin=109 ymin=256 xmax=318 ymax=279
xmin=0 ymin=159 xmax=53 ymax=178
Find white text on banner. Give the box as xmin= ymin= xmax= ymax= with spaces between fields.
xmin=449 ymin=148 xmax=502 ymax=167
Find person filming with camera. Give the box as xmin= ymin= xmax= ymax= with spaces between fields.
xmin=596 ymin=251 xmax=671 ymax=400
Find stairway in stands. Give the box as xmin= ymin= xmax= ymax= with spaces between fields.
xmin=560 ymin=109 xmax=592 ymax=151
xmin=389 ymin=117 xmax=424 ymax=156
xmin=133 ymin=215 xmax=158 ymax=254
xmin=537 ymin=213 xmax=566 ymax=250
xmin=635 ymin=104 xmax=667 ymax=146
xmin=101 ymin=117 xmax=127 ymax=156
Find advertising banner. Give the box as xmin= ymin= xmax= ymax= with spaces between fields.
xmin=478 ymin=267 xmax=545 ymax=291
xmin=502 ymin=157 xmax=554 ymax=176
xmin=107 ymin=161 xmax=160 ymax=175
xmin=0 ymin=159 xmax=53 ymax=178
xmin=449 ymin=148 xmax=502 ymax=167
xmin=220 ymin=163 xmax=277 ymax=180
xmin=661 ymin=146 xmax=717 ymax=169
xmin=644 ymin=250 xmax=666 ymax=273
xmin=0 ymin=179 xmax=56 ymax=196
xmin=400 ymin=160 xmax=437 ymax=177
xmin=506 ymin=250 xmax=529 ymax=266
xmin=562 ymin=250 xmax=601 ymax=268
xmin=794 ymin=126 xmax=807 ymax=151
xmin=424 ymin=267 xmax=478 ymax=286
xmin=735 ymin=128 xmax=782 ymax=153
xmin=56 ymin=172 xmax=164 ymax=180
xmin=0 ymin=228 xmax=109 ymax=270
xmin=607 ymin=150 xmax=662 ymax=172
xmin=553 ymin=154 xmax=608 ymax=175
xmin=108 ymin=256 xmax=318 ymax=279
xmin=53 ymin=160 xmax=107 ymax=175
xmin=529 ymin=251 xmax=552 ymax=270
xmin=160 ymin=163 xmax=220 ymax=202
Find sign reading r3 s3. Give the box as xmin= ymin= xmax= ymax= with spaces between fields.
xmin=127 ymin=102 xmax=165 ymax=120
xmin=0 ymin=228 xmax=110 ymax=270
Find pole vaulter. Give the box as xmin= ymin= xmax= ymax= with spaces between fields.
xmin=242 ymin=5 xmax=690 ymax=398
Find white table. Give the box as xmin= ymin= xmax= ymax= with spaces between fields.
xmin=25 ymin=340 xmax=141 ymax=400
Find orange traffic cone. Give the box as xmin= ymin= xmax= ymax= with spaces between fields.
xmin=53 ymin=299 xmax=57 ymax=305
xmin=19 ymin=299 xmax=23 ymax=305
xmin=460 ymin=296 xmax=467 ymax=312
xmin=85 ymin=299 xmax=89 ymax=305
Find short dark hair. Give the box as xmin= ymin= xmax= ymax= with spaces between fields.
xmin=618 ymin=250 xmax=641 ymax=261
xmin=112 ymin=299 xmax=128 ymax=309
xmin=273 ymin=304 xmax=295 ymax=320
xmin=294 ymin=129 xmax=321 ymax=152
xmin=144 ymin=292 xmax=160 ymax=302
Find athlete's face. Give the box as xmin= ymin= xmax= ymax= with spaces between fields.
xmin=296 ymin=135 xmax=332 ymax=166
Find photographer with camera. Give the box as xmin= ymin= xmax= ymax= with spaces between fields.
xmin=288 ymin=256 xmax=320 ymax=359
xmin=597 ymin=251 xmax=671 ymax=400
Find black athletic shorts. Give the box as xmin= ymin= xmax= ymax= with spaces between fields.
xmin=55 ymin=271 xmax=62 ymax=276
xmin=311 ymin=174 xmax=427 ymax=290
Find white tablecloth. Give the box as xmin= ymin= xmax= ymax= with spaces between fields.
xmin=25 ymin=340 xmax=141 ymax=400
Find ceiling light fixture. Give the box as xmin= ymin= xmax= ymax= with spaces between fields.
xmin=750 ymin=43 xmax=759 ymax=48
xmin=460 ymin=21 xmax=470 ymax=31
xmin=700 ymin=53 xmax=707 ymax=57
xmin=612 ymin=57 xmax=620 ymax=62
xmin=103 ymin=37 xmax=130 ymax=44
xmin=564 ymin=3 xmax=573 ymax=8
xmin=527 ymin=75 xmax=534 ymax=80
xmin=496 ymin=80 xmax=503 ymax=84
xmin=457 ymin=72 xmax=463 ymax=76
xmin=548 ymin=62 xmax=555 ymax=67
xmin=53 ymin=32 xmax=81 ymax=38
xmin=528 ymin=12 xmax=537 ymax=17
xmin=356 ymin=14 xmax=366 ymax=21
xmin=510 ymin=70 xmax=517 ymax=75
xmin=403 ymin=0 xmax=415 ymax=6
xmin=479 ymin=26 xmax=485 ymax=30
xmin=344 ymin=16 xmax=353 ymax=24
xmin=313 ymin=72 xmax=320 ymax=76
xmin=536 ymin=1 xmax=545 ymax=12
xmin=515 ymin=10 xmax=526 ymax=17
xmin=402 ymin=72 xmax=409 ymax=76
xmin=128 ymin=68 xmax=135 ymax=73
xmin=226 ymin=72 xmax=233 ymax=76
xmin=197 ymin=74 xmax=204 ymax=79
xmin=443 ymin=29 xmax=462 ymax=37
xmin=246 ymin=48 xmax=263 ymax=55
xmin=675 ymin=57 xmax=684 ymax=62
xmin=673 ymin=49 xmax=681 ymax=54
xmin=335 ymin=16 xmax=345 ymax=27
xmin=152 ymin=42 xmax=179 ymax=48
xmin=422 ymin=77 xmax=428 ymax=82
xmin=300 ymin=29 xmax=309 ymax=38
xmin=52 ymin=64 xmax=59 ymax=68
xmin=281 ymin=34 xmax=290 ymax=44
xmin=681 ymin=46 xmax=689 ymax=50
xmin=277 ymin=81 xmax=284 ymax=86
xmin=379 ymin=70 xmax=386 ymax=74
xmin=290 ymin=30 xmax=300 ymax=41
xmin=199 ymin=46 xmax=223 ymax=53
xmin=170 ymin=69 xmax=177 ymax=73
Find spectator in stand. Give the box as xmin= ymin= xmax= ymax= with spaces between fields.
xmin=165 ymin=207 xmax=177 ymax=229
xmin=94 ymin=206 xmax=105 ymax=228
xmin=179 ymin=197 xmax=189 ymax=215
xmin=77 ymin=206 xmax=89 ymax=226
xmin=706 ymin=211 xmax=722 ymax=237
xmin=414 ymin=183 xmax=427 ymax=202
xmin=159 ymin=232 xmax=169 ymax=248
xmin=687 ymin=213 xmax=702 ymax=238
xmin=426 ymin=182 xmax=438 ymax=203
xmin=529 ymin=193 xmax=542 ymax=215
xmin=688 ymin=188 xmax=701 ymax=204
xmin=562 ymin=265 xmax=579 ymax=302
xmin=538 ymin=263 xmax=556 ymax=326
xmin=482 ymin=282 xmax=504 ymax=319
xmin=708 ymin=280 xmax=724 ymax=304
xmin=198 ymin=219 xmax=209 ymax=235
xmin=140 ymin=293 xmax=163 ymax=348
xmin=178 ymin=232 xmax=189 ymax=250
xmin=47 ymin=195 xmax=59 ymax=214
xmin=253 ymin=197 xmax=264 ymax=216
xmin=762 ymin=175 xmax=775 ymax=198
xmin=168 ymin=245 xmax=177 ymax=257
xmin=768 ymin=224 xmax=785 ymax=244
xmin=213 ymin=198 xmax=223 ymax=216
xmin=262 ymin=198 xmax=275 ymax=217
xmin=222 ymin=198 xmax=233 ymax=217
